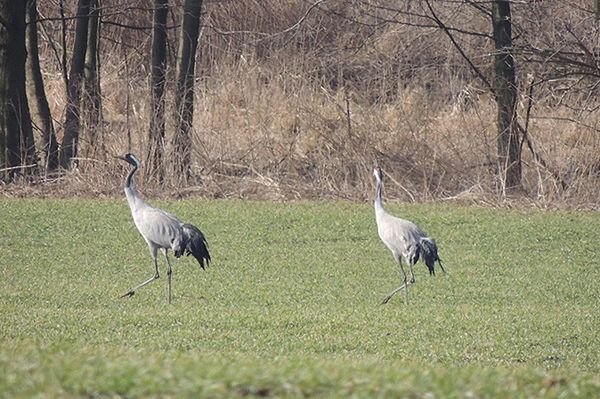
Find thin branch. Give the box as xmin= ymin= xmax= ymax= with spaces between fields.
xmin=424 ymin=0 xmax=494 ymax=93
xmin=519 ymin=75 xmax=535 ymax=156
xmin=465 ymin=0 xmax=491 ymax=16
xmin=37 ymin=11 xmax=67 ymax=85
xmin=279 ymin=0 xmax=331 ymax=36
xmin=357 ymin=4 xmax=493 ymax=39
xmin=101 ymin=19 xmax=179 ymax=31
xmin=0 ymin=164 xmax=38 ymax=173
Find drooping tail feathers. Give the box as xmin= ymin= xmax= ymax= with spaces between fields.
xmin=419 ymin=237 xmax=446 ymax=276
xmin=181 ymin=223 xmax=211 ymax=269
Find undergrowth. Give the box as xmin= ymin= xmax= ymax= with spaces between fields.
xmin=10 ymin=1 xmax=599 ymax=208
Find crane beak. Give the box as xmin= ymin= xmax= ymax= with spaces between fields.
xmin=114 ymin=153 xmax=140 ymax=167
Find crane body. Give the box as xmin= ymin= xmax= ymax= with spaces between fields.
xmin=373 ymin=166 xmax=445 ymax=304
xmin=117 ymin=153 xmax=210 ymax=303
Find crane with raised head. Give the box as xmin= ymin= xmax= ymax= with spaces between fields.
xmin=373 ymin=165 xmax=445 ymax=305
xmin=116 ymin=153 xmax=211 ymax=304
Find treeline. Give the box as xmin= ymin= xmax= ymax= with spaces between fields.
xmin=1 ymin=0 xmax=203 ymax=181
xmin=1 ymin=1 xmax=599 ymax=203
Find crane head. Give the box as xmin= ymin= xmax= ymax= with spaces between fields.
xmin=373 ymin=165 xmax=383 ymax=183
xmin=115 ymin=153 xmax=141 ymax=168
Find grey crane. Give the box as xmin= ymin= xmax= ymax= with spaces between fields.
xmin=116 ymin=153 xmax=211 ymax=304
xmin=373 ymin=165 xmax=445 ymax=305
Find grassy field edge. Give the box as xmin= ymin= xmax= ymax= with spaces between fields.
xmin=2 ymin=344 xmax=599 ymax=398
xmin=1 ymin=199 xmax=599 ymax=397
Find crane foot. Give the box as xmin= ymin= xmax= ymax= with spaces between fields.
xmin=120 ymin=290 xmax=136 ymax=298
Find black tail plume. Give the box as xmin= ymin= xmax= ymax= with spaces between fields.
xmin=419 ymin=237 xmax=445 ymax=276
xmin=181 ymin=223 xmax=211 ymax=270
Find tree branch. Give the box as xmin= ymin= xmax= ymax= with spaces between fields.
xmin=424 ymin=0 xmax=494 ymax=93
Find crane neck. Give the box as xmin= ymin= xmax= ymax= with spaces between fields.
xmin=125 ymin=164 xmax=138 ymax=188
xmin=123 ymin=164 xmax=146 ymax=210
xmin=374 ymin=179 xmax=384 ymax=212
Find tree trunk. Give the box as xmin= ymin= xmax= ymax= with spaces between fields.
xmin=147 ymin=0 xmax=168 ymax=180
xmin=172 ymin=0 xmax=203 ymax=181
xmin=492 ymin=1 xmax=521 ymax=191
xmin=27 ymin=0 xmax=59 ymax=174
xmin=83 ymin=0 xmax=102 ymax=159
xmin=59 ymin=0 xmax=90 ymax=169
xmin=0 ymin=0 xmax=36 ymax=180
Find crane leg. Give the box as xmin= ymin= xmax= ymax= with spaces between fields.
xmin=409 ymin=263 xmax=416 ymax=284
xmin=162 ymin=249 xmax=173 ymax=304
xmin=438 ymin=259 xmax=447 ymax=274
xmin=121 ymin=252 xmax=160 ymax=298
xmin=382 ymin=261 xmax=411 ymax=305
xmin=382 ymin=284 xmax=406 ymax=305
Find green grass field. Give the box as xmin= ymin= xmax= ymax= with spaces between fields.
xmin=1 ymin=199 xmax=599 ymax=397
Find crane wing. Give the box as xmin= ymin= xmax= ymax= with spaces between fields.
xmin=181 ymin=223 xmax=211 ymax=269
xmin=419 ymin=237 xmax=443 ymax=275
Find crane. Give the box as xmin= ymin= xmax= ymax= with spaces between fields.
xmin=116 ymin=153 xmax=211 ymax=304
xmin=373 ymin=165 xmax=445 ymax=305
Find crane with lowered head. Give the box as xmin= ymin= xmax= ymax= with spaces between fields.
xmin=116 ymin=153 xmax=211 ymax=304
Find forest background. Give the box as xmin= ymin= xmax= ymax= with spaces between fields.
xmin=1 ymin=0 xmax=599 ymax=208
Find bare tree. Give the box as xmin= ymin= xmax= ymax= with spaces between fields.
xmin=419 ymin=0 xmax=523 ymax=190
xmin=492 ymin=0 xmax=520 ymax=190
xmin=147 ymin=0 xmax=169 ymax=180
xmin=59 ymin=0 xmax=90 ymax=169
xmin=27 ymin=0 xmax=59 ymax=174
xmin=172 ymin=0 xmax=203 ymax=181
xmin=0 ymin=0 xmax=36 ymax=180
xmin=83 ymin=0 xmax=102 ymax=159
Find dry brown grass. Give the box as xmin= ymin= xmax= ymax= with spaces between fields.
xmin=5 ymin=0 xmax=599 ymax=209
